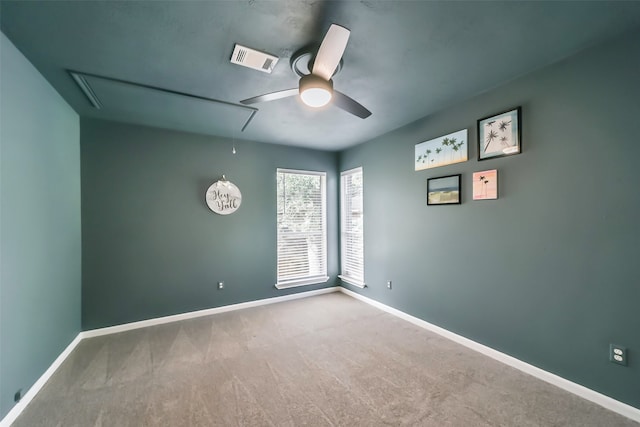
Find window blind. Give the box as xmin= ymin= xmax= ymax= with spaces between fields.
xmin=276 ymin=169 xmax=328 ymax=288
xmin=340 ymin=167 xmax=364 ymax=287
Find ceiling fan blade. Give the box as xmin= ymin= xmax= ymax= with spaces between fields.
xmin=240 ymin=88 xmax=298 ymax=105
xmin=333 ymin=90 xmax=371 ymax=119
xmin=312 ymin=24 xmax=350 ymax=80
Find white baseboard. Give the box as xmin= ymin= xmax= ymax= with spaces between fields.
xmin=5 ymin=286 xmax=636 ymax=425
xmin=0 ymin=334 xmax=83 ymax=427
xmin=338 ymin=287 xmax=640 ymax=423
xmin=81 ymin=286 xmax=340 ymax=338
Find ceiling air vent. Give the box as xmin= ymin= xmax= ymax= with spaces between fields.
xmin=230 ymin=44 xmax=279 ymax=74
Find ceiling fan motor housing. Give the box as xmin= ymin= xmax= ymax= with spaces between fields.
xmin=299 ymin=74 xmax=334 ymax=107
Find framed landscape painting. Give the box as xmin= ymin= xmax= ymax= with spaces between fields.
xmin=415 ymin=129 xmax=468 ymax=171
xmin=427 ymin=174 xmax=461 ymax=205
xmin=473 ymin=169 xmax=498 ymax=200
xmin=477 ymin=107 xmax=521 ymax=160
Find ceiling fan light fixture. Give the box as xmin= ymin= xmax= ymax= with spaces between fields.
xmin=299 ymin=74 xmax=333 ymax=108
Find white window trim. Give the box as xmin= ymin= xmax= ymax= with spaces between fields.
xmin=338 ymin=275 xmax=365 ymax=289
xmin=275 ymin=168 xmax=328 ymax=290
xmin=275 ymin=275 xmax=330 ymax=290
xmin=340 ymin=167 xmax=365 ymax=289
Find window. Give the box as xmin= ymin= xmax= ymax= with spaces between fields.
xmin=276 ymin=169 xmax=328 ymax=289
xmin=339 ymin=167 xmax=364 ymax=288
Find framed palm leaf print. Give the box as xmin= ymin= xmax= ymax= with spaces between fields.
xmin=477 ymin=107 xmax=521 ymax=160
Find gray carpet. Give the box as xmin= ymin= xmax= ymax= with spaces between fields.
xmin=12 ymin=292 xmax=637 ymax=426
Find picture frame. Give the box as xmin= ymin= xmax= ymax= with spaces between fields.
xmin=473 ymin=169 xmax=498 ymax=200
xmin=477 ymin=107 xmax=521 ymax=160
xmin=427 ymin=174 xmax=461 ymax=205
xmin=415 ymin=129 xmax=468 ymax=171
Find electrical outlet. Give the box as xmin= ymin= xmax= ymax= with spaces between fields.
xmin=14 ymin=389 xmax=22 ymax=402
xmin=387 ymin=280 xmax=392 ymax=289
xmin=217 ymin=281 xmax=224 ymax=290
xmin=609 ymin=344 xmax=627 ymax=366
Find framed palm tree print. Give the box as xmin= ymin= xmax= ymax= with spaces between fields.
xmin=477 ymin=107 xmax=521 ymax=160
xmin=473 ymin=169 xmax=498 ymax=200
xmin=415 ymin=129 xmax=468 ymax=170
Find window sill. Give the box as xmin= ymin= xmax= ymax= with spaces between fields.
xmin=339 ymin=275 xmax=366 ymax=289
xmin=275 ymin=276 xmax=330 ymax=290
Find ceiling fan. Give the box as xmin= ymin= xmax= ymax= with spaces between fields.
xmin=240 ymin=24 xmax=371 ymax=119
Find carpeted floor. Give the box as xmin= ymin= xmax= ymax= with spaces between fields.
xmin=12 ymin=292 xmax=637 ymax=426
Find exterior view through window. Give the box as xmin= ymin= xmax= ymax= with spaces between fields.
xmin=276 ymin=169 xmax=328 ymax=289
xmin=340 ymin=167 xmax=364 ymax=287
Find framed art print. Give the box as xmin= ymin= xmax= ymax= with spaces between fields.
xmin=473 ymin=169 xmax=498 ymax=200
xmin=427 ymin=174 xmax=461 ymax=205
xmin=477 ymin=107 xmax=521 ymax=160
xmin=415 ymin=129 xmax=468 ymax=171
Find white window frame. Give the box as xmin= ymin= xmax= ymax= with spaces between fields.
xmin=339 ymin=167 xmax=365 ymax=288
xmin=275 ymin=168 xmax=329 ymax=289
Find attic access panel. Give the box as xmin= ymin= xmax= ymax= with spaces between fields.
xmin=70 ymin=72 xmax=257 ymax=136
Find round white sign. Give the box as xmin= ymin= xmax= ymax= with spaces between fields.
xmin=205 ymin=180 xmax=242 ymax=215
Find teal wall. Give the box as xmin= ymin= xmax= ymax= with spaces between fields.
xmin=0 ymin=33 xmax=81 ymax=419
xmin=339 ymin=29 xmax=640 ymax=408
xmin=2 ymin=21 xmax=638 ymax=421
xmin=80 ymin=119 xmax=339 ymax=329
